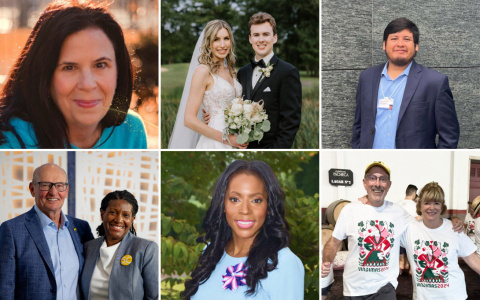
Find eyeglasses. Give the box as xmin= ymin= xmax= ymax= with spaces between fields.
xmin=365 ymin=175 xmax=389 ymax=184
xmin=34 ymin=181 xmax=69 ymax=192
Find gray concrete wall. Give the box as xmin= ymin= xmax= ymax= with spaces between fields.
xmin=322 ymin=0 xmax=480 ymax=148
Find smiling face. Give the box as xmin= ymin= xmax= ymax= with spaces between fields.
xmin=101 ymin=199 xmax=135 ymax=246
xmin=383 ymin=29 xmax=418 ymax=67
xmin=421 ymin=199 xmax=443 ymax=223
xmin=363 ymin=166 xmax=391 ymax=207
xmin=224 ymin=173 xmax=268 ymax=249
xmin=210 ymin=27 xmax=231 ymax=62
xmin=29 ymin=164 xmax=68 ymax=218
xmin=249 ymin=22 xmax=277 ymax=60
xmin=50 ymin=27 xmax=117 ymax=132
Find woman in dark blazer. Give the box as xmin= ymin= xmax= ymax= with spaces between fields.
xmin=81 ymin=190 xmax=158 ymax=300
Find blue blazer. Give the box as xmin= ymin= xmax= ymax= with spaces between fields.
xmin=81 ymin=232 xmax=158 ymax=300
xmin=0 ymin=207 xmax=93 ymax=300
xmin=351 ymin=60 xmax=459 ymax=149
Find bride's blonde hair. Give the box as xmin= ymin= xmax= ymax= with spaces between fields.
xmin=198 ymin=20 xmax=237 ymax=78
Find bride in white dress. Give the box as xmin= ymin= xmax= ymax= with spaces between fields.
xmin=168 ymin=20 xmax=248 ymax=149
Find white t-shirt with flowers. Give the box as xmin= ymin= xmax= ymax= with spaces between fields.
xmin=332 ymin=201 xmax=411 ymax=296
xmin=401 ymin=219 xmax=476 ymax=300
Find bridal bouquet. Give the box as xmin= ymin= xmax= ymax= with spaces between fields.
xmin=224 ymin=97 xmax=271 ymax=144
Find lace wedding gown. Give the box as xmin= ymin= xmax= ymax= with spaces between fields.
xmin=196 ymin=66 xmax=242 ymax=149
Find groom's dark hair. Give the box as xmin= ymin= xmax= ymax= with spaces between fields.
xmin=249 ymin=12 xmax=277 ymax=35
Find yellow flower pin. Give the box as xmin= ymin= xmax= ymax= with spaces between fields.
xmin=121 ymin=255 xmax=133 ymax=266
xmin=74 ymin=228 xmax=77 ymax=231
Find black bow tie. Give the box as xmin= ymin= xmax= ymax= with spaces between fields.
xmin=250 ymin=59 xmax=266 ymax=69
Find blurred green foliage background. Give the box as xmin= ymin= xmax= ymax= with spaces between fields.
xmin=161 ymin=151 xmax=319 ymax=299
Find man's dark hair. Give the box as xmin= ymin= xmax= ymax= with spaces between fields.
xmin=406 ymin=184 xmax=418 ymax=197
xmin=383 ymin=17 xmax=419 ymax=45
xmin=248 ymin=12 xmax=277 ymax=35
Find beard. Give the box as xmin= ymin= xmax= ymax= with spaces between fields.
xmin=386 ymin=51 xmax=417 ymax=67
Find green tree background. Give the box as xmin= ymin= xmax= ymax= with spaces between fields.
xmin=161 ymin=0 xmax=319 ymax=76
xmin=161 ymin=151 xmax=319 ymax=299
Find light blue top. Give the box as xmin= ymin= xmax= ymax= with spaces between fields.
xmin=373 ymin=61 xmax=413 ymax=149
xmin=0 ymin=110 xmax=147 ymax=149
xmin=192 ymin=247 xmax=304 ymax=300
xmin=34 ymin=205 xmax=79 ymax=300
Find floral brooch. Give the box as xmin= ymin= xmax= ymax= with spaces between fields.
xmin=222 ymin=262 xmax=248 ymax=291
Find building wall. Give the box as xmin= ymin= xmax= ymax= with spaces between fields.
xmin=322 ymin=0 xmax=480 ymax=148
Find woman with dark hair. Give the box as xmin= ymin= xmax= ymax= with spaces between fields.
xmin=0 ymin=0 xmax=147 ymax=149
xmin=183 ymin=160 xmax=304 ymax=299
xmin=81 ymin=190 xmax=158 ymax=299
xmin=401 ymin=182 xmax=480 ymax=299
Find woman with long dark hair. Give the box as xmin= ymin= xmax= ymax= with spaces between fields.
xmin=81 ymin=190 xmax=158 ymax=299
xmin=183 ymin=160 xmax=304 ymax=299
xmin=0 ymin=0 xmax=147 ymax=148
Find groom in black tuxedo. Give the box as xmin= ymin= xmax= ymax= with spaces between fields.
xmin=237 ymin=12 xmax=302 ymax=149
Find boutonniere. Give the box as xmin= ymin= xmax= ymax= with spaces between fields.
xmin=258 ymin=62 xmax=274 ymax=78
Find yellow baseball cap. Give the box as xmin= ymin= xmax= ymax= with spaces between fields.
xmin=365 ymin=161 xmax=391 ymax=177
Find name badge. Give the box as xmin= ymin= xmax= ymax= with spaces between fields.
xmin=379 ymin=97 xmax=394 ymax=110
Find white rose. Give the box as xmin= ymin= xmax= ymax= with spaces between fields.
xmin=243 ymin=103 xmax=254 ymax=118
xmin=230 ymin=103 xmax=243 ymax=116
xmin=229 ymin=124 xmax=237 ymax=129
xmin=234 ymin=117 xmax=240 ymax=124
xmin=232 ymin=98 xmax=242 ymax=105
xmin=251 ymin=114 xmax=263 ymax=123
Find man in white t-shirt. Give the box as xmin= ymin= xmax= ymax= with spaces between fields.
xmin=397 ymin=184 xmax=418 ymax=217
xmin=322 ymin=161 xmax=411 ymax=299
xmin=396 ymin=184 xmax=418 ymax=274
xmin=466 ymin=196 xmax=480 ymax=244
xmin=471 ymin=196 xmax=480 ymax=256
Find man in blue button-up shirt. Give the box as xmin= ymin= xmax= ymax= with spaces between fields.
xmin=352 ymin=18 xmax=459 ymax=149
xmin=0 ymin=163 xmax=93 ymax=300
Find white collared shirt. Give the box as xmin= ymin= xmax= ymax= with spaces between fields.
xmin=89 ymin=240 xmax=122 ymax=300
xmin=252 ymin=51 xmax=274 ymax=88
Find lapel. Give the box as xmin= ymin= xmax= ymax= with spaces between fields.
xmin=67 ymin=217 xmax=84 ymax=273
xmin=82 ymin=237 xmax=104 ymax=299
xmin=245 ymin=64 xmax=253 ymax=99
xmin=24 ymin=207 xmax=55 ymax=276
xmin=109 ymin=232 xmax=133 ymax=293
xmin=251 ymin=54 xmax=279 ymax=99
xmin=371 ymin=63 xmax=384 ymax=118
xmin=397 ymin=61 xmax=421 ymax=126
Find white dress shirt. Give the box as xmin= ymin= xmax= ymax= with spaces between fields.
xmin=252 ymin=51 xmax=275 ymax=88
